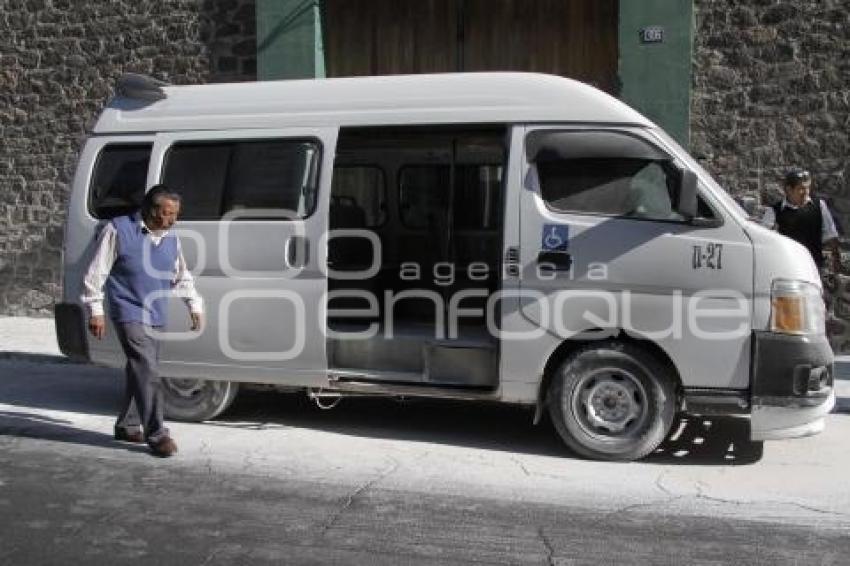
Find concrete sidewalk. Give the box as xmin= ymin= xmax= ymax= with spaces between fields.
xmin=0 ymin=316 xmax=62 ymax=357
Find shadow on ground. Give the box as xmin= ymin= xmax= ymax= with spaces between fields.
xmin=0 ymin=352 xmax=75 ymax=364
xmin=648 ymin=415 xmax=763 ymax=465
xmin=0 ymin=359 xmax=121 ymax=416
xmin=0 ymin=410 xmax=148 ymax=454
xmin=217 ymin=389 xmax=765 ymax=465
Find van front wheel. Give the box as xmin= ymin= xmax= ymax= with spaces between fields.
xmin=161 ymin=377 xmax=239 ymax=422
xmin=548 ymin=342 xmax=676 ymax=461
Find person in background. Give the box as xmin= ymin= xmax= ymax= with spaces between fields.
xmin=82 ymin=185 xmax=203 ymax=458
xmin=761 ymin=167 xmax=841 ymax=274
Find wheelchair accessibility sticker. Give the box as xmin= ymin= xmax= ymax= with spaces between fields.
xmin=542 ymin=224 xmax=569 ymax=251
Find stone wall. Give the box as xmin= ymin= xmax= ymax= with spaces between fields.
xmin=0 ymin=0 xmax=256 ymax=315
xmin=691 ymin=0 xmax=849 ymax=211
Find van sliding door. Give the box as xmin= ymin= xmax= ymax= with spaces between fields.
xmin=149 ymin=128 xmax=337 ymax=384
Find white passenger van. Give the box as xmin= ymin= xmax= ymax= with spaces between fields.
xmin=55 ymin=72 xmax=834 ymax=461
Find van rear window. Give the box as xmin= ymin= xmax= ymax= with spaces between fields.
xmin=89 ymin=144 xmax=152 ymax=219
xmin=162 ymin=139 xmax=321 ymax=220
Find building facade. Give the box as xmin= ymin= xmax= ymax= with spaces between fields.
xmin=1 ymin=0 xmax=848 ymax=329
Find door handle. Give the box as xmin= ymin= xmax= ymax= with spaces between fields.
xmin=284 ymin=236 xmax=309 ymax=269
xmin=537 ymin=250 xmax=572 ymax=272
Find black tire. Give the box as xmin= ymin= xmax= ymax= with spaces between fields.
xmin=161 ymin=378 xmax=239 ymax=422
xmin=547 ymin=341 xmax=677 ymax=461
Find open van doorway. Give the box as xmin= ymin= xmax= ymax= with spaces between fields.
xmin=326 ymin=126 xmax=507 ymax=389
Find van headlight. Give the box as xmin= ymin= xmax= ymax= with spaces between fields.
xmin=770 ymin=280 xmax=825 ymax=335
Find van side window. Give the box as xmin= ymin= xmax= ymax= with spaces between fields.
xmin=537 ymin=158 xmax=684 ymax=221
xmin=528 ymin=129 xmax=718 ymax=222
xmin=162 ymin=139 xmax=321 ymax=220
xmin=89 ymin=144 xmax=152 ymax=219
xmin=330 ymin=166 xmax=387 ymax=227
xmin=161 ymin=143 xmax=229 ymax=219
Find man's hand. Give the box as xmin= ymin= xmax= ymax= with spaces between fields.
xmin=190 ymin=312 xmax=203 ymax=331
xmin=89 ymin=315 xmax=105 ymax=340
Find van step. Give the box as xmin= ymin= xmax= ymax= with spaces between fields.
xmin=327 ymin=376 xmax=501 ymax=401
xmin=329 ymin=322 xmax=498 ymax=387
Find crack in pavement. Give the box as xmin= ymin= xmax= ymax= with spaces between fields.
xmin=777 ymin=501 xmax=850 ymax=518
xmin=694 ymin=481 xmax=750 ymax=507
xmin=198 ymin=543 xmax=223 ymax=566
xmin=318 ymin=457 xmax=401 ymax=538
xmin=604 ymin=469 xmax=685 ymax=516
xmin=538 ymin=526 xmax=556 ymax=566
xmin=509 ymin=456 xmax=531 ymax=477
xmin=699 ymin=481 xmax=850 ymax=519
xmin=200 ymin=439 xmax=216 ymax=476
xmin=654 ymin=470 xmax=674 ymax=496
xmin=677 ymin=481 xmax=849 ymax=519
xmin=609 ymin=478 xmax=850 ymax=523
xmin=607 ymin=495 xmax=686 ymax=518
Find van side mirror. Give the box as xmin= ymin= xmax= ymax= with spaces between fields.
xmin=677 ymin=169 xmax=698 ymax=219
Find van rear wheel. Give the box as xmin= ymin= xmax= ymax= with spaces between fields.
xmin=548 ymin=342 xmax=676 ymax=461
xmin=161 ymin=377 xmax=239 ymax=422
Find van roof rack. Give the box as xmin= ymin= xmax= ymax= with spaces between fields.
xmin=116 ymin=73 xmax=169 ymax=101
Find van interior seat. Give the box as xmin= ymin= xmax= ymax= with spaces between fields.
xmin=328 ymin=195 xmax=382 ymax=321
xmin=328 ymin=195 xmax=375 ymax=269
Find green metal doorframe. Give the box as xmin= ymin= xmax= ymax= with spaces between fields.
xmin=256 ymin=0 xmax=325 ymax=80
xmin=618 ymin=1 xmax=694 ymax=147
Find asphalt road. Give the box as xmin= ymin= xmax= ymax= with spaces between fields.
xmin=1 ymin=353 xmax=849 ymax=565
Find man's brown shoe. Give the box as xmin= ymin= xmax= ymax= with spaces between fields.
xmin=114 ymin=427 xmax=144 ymax=443
xmin=149 ymin=436 xmax=178 ymax=458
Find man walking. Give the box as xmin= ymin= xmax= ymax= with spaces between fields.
xmin=761 ymin=167 xmax=841 ymax=273
xmin=83 ymin=185 xmax=203 ymax=457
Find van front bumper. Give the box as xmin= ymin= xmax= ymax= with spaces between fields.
xmin=54 ymin=302 xmax=90 ymax=362
xmin=750 ymin=330 xmax=835 ymax=441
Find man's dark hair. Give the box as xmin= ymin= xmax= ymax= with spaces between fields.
xmin=784 ymin=167 xmax=811 ymax=188
xmin=141 ymin=184 xmax=182 ymax=218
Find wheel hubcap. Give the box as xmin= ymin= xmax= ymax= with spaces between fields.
xmin=571 ymin=368 xmax=649 ymax=438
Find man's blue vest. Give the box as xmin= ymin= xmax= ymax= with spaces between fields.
xmin=105 ymin=213 xmax=179 ymax=327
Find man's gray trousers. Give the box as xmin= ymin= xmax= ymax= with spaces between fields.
xmin=114 ymin=322 xmax=168 ymax=444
